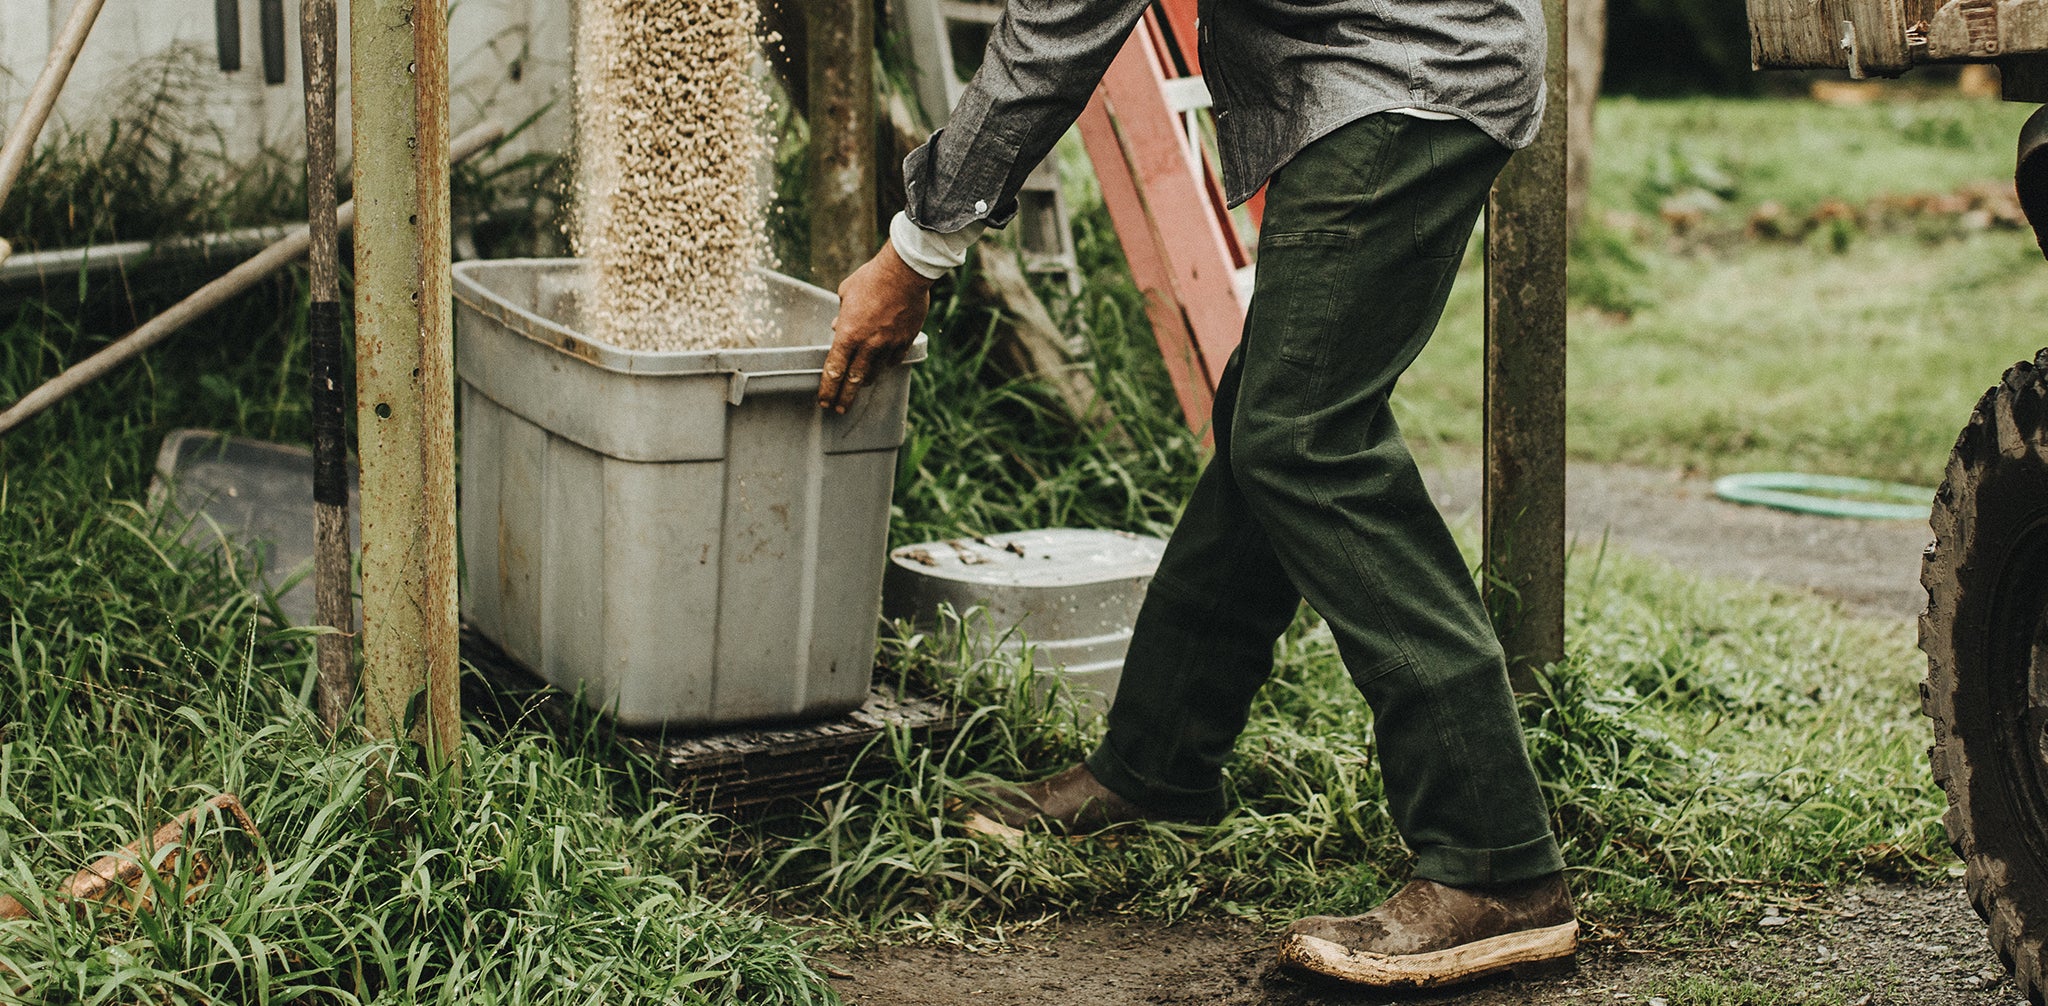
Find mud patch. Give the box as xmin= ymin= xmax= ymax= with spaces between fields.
xmin=824 ymin=882 xmax=2024 ymax=1005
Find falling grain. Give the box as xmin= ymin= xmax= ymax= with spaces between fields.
xmin=574 ymin=0 xmax=775 ymax=352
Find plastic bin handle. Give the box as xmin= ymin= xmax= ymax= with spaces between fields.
xmin=726 ymin=369 xmax=821 ymax=406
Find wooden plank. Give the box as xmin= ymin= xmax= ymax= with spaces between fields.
xmin=459 ymin=628 xmax=969 ymax=817
xmin=1750 ymin=0 xmax=1913 ymax=75
xmin=1483 ymin=0 xmax=1568 ymax=689
xmin=1928 ymin=0 xmax=2048 ymax=60
xmin=1075 ymin=96 xmax=1218 ymax=440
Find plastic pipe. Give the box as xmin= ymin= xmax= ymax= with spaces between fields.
xmin=0 ymin=122 xmax=503 ymax=438
xmin=0 ymin=0 xmax=110 ymax=216
xmin=1711 ymin=471 xmax=1933 ymax=521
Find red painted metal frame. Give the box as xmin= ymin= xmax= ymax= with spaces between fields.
xmin=1076 ymin=4 xmax=1259 ymax=439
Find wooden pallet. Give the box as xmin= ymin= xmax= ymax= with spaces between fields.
xmin=459 ymin=628 xmax=968 ymax=816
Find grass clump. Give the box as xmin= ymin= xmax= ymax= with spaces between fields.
xmin=1392 ymin=94 xmax=2048 ymax=485
xmin=888 ymin=202 xmax=1204 ymax=546
xmin=740 ymin=545 xmax=1942 ymax=945
xmin=0 ymin=499 xmax=836 ymax=1003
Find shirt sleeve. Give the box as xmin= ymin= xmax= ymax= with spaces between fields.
xmin=890 ymin=211 xmax=986 ymax=279
xmin=901 ymin=0 xmax=1154 ymax=234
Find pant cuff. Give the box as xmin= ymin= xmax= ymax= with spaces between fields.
xmin=1085 ymin=739 xmax=1230 ymax=822
xmin=1410 ymin=832 xmax=1566 ymax=888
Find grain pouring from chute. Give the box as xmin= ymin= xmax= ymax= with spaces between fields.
xmin=573 ymin=0 xmax=781 ymax=352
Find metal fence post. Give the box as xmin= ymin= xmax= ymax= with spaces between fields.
xmin=1484 ymin=0 xmax=1569 ymax=692
xmin=351 ymin=0 xmax=460 ymax=764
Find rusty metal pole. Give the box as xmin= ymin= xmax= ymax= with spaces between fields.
xmin=351 ymin=0 xmax=460 ymax=764
xmin=302 ymin=0 xmax=354 ymax=737
xmin=806 ymin=0 xmax=876 ymax=287
xmin=1483 ymin=0 xmax=1569 ymax=691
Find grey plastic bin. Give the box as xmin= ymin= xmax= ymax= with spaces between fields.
xmin=452 ymin=258 xmax=925 ymax=729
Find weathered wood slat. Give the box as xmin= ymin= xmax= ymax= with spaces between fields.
xmin=1749 ymin=0 xmax=1914 ymax=75
xmin=1927 ymin=0 xmax=2048 ymax=60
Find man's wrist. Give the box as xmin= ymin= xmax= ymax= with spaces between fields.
xmin=878 ymin=239 xmax=939 ymax=289
xmin=889 ymin=210 xmax=984 ymax=280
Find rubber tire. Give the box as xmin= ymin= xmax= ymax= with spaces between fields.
xmin=1922 ymin=347 xmax=2048 ymax=1006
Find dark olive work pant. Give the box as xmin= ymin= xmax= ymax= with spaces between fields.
xmin=1083 ymin=112 xmax=1566 ymax=887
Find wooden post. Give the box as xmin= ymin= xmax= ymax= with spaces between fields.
xmin=1483 ymin=0 xmax=1569 ymax=691
xmin=351 ymin=0 xmax=460 ymax=764
xmin=302 ymin=0 xmax=353 ymax=737
xmin=806 ymin=0 xmax=876 ymax=287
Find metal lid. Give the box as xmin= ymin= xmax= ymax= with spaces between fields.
xmin=889 ymin=529 xmax=1167 ymax=588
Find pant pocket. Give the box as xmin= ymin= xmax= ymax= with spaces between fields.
xmin=1252 ymin=232 xmax=1354 ymax=367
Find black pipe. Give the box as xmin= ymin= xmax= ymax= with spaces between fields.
xmin=260 ymin=0 xmax=287 ymax=85
xmin=215 ymin=0 xmax=242 ymax=72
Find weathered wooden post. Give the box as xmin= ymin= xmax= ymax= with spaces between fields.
xmin=351 ymin=0 xmax=461 ymax=763
xmin=806 ymin=0 xmax=876 ymax=286
xmin=1483 ymin=0 xmax=1569 ymax=690
xmin=301 ymin=0 xmax=353 ymax=737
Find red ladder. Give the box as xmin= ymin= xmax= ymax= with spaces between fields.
xmin=1074 ymin=0 xmax=1262 ymax=441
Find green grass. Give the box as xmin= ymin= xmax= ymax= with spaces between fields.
xmin=737 ymin=543 xmax=1941 ymax=945
xmin=0 ymin=91 xmax=1970 ymax=996
xmin=1387 ymin=94 xmax=2048 ymax=486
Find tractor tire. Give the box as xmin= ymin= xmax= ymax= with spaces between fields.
xmin=1922 ymin=347 xmax=2048 ymax=1006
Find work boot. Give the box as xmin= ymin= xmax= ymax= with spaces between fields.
xmin=968 ymin=763 xmax=1183 ymax=832
xmin=1277 ymin=874 xmax=1579 ymax=989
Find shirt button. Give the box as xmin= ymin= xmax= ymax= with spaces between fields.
xmin=975 ymin=199 xmax=988 ymax=213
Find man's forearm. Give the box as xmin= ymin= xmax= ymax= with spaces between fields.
xmin=901 ymin=0 xmax=1152 ymax=234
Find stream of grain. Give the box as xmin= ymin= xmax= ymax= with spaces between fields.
xmin=574 ymin=0 xmax=775 ymax=351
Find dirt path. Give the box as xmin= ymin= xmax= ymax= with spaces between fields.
xmin=826 ymin=461 xmax=2011 ymax=1005
xmin=1423 ymin=458 xmax=1936 ymax=620
xmin=825 ymin=881 xmax=2023 ymax=1005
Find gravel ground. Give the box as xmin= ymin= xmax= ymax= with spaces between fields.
xmin=824 ymin=460 xmax=2011 ymax=1004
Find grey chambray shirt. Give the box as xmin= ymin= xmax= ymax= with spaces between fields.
xmin=902 ymin=0 xmax=1547 ymax=235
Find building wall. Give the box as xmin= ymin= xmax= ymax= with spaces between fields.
xmin=0 ymin=0 xmax=573 ymax=175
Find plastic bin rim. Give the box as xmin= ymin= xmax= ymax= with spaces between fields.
xmin=451 ymin=258 xmax=928 ymax=377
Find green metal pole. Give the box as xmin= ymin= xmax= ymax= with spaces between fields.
xmin=350 ymin=0 xmax=460 ymax=764
xmin=1483 ymin=0 xmax=1569 ymax=692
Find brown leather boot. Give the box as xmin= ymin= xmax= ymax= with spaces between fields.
xmin=968 ymin=764 xmax=1184 ymax=832
xmin=1277 ymin=874 xmax=1579 ymax=988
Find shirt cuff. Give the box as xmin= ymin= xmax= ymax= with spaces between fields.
xmin=889 ymin=210 xmax=986 ymax=280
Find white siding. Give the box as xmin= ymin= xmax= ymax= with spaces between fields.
xmin=0 ymin=0 xmax=571 ymax=178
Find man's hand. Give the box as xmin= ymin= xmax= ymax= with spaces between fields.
xmin=819 ymin=241 xmax=935 ymax=413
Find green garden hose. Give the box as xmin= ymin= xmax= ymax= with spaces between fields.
xmin=1711 ymin=471 xmax=1932 ymax=521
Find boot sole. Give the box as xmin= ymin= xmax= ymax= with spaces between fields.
xmin=1276 ymin=919 xmax=1579 ymax=989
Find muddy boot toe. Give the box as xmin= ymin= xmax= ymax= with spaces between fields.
xmin=1278 ymin=874 xmax=1579 ymax=988
xmin=971 ymin=764 xmax=1178 ymax=832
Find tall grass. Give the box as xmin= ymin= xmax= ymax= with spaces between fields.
xmin=741 ymin=544 xmax=1942 ymax=945
xmin=0 ymin=104 xmax=836 ymax=1001
xmin=0 ymin=86 xmax=1957 ymax=994
xmin=888 ymin=202 xmax=1205 ymax=546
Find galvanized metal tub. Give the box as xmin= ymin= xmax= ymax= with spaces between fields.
xmin=452 ymin=258 xmax=925 ymax=728
xmin=882 ymin=528 xmax=1167 ymax=716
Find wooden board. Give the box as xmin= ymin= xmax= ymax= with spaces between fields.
xmin=1749 ymin=0 xmax=1914 ymax=75
xmin=460 ymin=628 xmax=968 ymax=816
xmin=1750 ymin=0 xmax=2048 ymax=71
xmin=1926 ymin=0 xmax=2048 ymax=61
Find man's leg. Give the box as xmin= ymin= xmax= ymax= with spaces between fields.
xmin=971 ymin=342 xmax=1304 ymax=828
xmin=1221 ymin=113 xmax=1573 ymax=985
xmin=1079 ymin=342 xmax=1306 ymax=820
xmin=1222 ymin=112 xmax=1562 ymax=886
